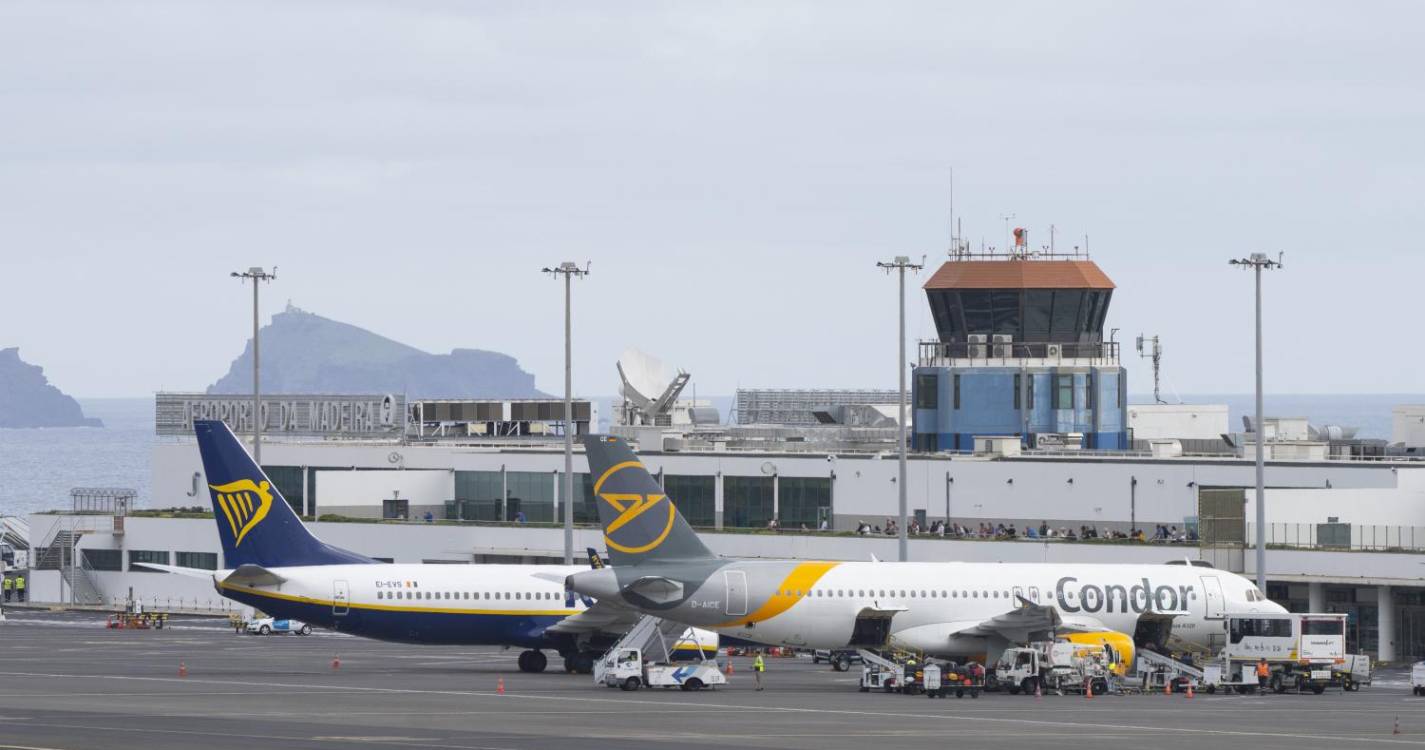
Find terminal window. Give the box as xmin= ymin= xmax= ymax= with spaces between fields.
xmin=915 ymin=374 xmax=938 ymax=409
xmin=129 ymin=549 xmax=169 ymax=572
xmin=175 ymin=551 xmax=218 ymax=570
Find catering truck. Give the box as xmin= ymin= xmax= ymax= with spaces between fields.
xmin=1200 ymin=613 xmax=1352 ymax=694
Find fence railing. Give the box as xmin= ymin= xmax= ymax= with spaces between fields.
xmin=1246 ymin=522 xmax=1425 ymax=553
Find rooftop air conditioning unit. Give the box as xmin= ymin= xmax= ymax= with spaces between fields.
xmin=1046 ymin=343 xmax=1062 ymax=360
xmin=992 ymin=334 xmax=1014 ymax=358
xmin=968 ymin=333 xmax=988 ymax=359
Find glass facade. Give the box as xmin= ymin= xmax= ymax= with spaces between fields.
xmin=129 ymin=549 xmax=169 ymax=572
xmin=506 ymin=471 xmax=555 ymax=523
xmin=778 ymin=477 xmax=832 ymax=529
xmin=927 ymin=288 xmax=1112 ymax=343
xmin=176 ymin=551 xmax=219 ymax=570
xmin=662 ymin=475 xmax=715 ymax=527
xmin=558 ymin=473 xmax=601 ymax=525
xmin=82 ymin=549 xmax=122 ymax=571
xmin=454 ymin=471 xmax=504 ymax=521
xmin=724 ymin=476 xmax=774 ymax=529
xmin=261 ymin=465 xmax=304 ymax=513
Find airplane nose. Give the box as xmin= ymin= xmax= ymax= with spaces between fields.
xmin=568 ymin=569 xmax=622 ymax=603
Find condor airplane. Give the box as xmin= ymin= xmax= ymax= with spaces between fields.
xmin=144 ymin=420 xmax=711 ymax=674
xmin=567 ymin=435 xmax=1286 ymax=665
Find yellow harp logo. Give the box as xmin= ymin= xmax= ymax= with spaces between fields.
xmin=210 ymin=478 xmax=274 ymax=547
xmin=594 ymin=461 xmax=676 ymax=554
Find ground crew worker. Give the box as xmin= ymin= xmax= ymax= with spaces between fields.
xmin=14 ymin=574 xmax=24 ymax=602
xmin=752 ymin=651 xmax=766 ymax=691
xmin=2 ymin=575 xmax=11 ymax=602
xmin=1256 ymin=657 xmax=1270 ymax=694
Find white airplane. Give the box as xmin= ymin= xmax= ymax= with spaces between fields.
xmin=143 ymin=420 xmax=715 ymax=673
xmin=568 ymin=435 xmax=1287 ymax=666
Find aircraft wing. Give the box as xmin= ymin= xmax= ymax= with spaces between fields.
xmin=545 ymin=600 xmax=645 ymax=636
xmin=130 ymin=562 xmax=224 ymax=580
xmin=955 ymin=597 xmax=1109 ymax=642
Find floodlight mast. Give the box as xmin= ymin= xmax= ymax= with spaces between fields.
xmin=542 ymin=261 xmax=590 ymax=565
xmin=877 ymin=255 xmax=924 ymax=562
xmin=231 ymin=267 xmax=276 ymax=463
xmin=1228 ymin=252 xmax=1283 ymax=593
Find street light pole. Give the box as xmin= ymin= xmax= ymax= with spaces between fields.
xmin=543 ymin=261 xmax=589 ymax=565
xmin=878 ymin=256 xmax=924 ymax=562
xmin=1230 ymin=253 xmax=1282 ymax=592
xmin=231 ymin=267 xmax=276 ymax=463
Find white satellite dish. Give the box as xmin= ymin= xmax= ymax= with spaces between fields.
xmin=618 ymin=348 xmax=671 ymax=405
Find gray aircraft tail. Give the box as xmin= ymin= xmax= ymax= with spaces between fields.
xmin=582 ymin=435 xmax=714 ymax=566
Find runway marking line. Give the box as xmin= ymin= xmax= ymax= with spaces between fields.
xmin=1 ymin=670 xmax=1421 ymax=746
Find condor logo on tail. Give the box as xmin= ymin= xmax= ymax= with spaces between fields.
xmin=210 ymin=478 xmax=274 ymax=547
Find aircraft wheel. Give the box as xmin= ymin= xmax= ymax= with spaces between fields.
xmin=1206 ymin=685 xmax=1216 ymax=695
xmin=1312 ymin=684 xmax=1325 ymax=695
xmin=1271 ymin=674 xmax=1285 ymax=694
xmin=836 ymin=655 xmax=852 ymax=672
xmin=518 ymin=650 xmax=548 ymax=673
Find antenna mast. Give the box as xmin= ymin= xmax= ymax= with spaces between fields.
xmin=1135 ymin=334 xmax=1165 ymax=404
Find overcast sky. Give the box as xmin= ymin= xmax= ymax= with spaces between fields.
xmin=2 ymin=1 xmax=1422 ymax=399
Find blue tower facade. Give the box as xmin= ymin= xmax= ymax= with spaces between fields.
xmin=910 ymin=255 xmax=1128 ymax=451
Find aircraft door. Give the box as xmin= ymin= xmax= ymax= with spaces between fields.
xmin=333 ymin=580 xmax=350 ymax=616
xmin=724 ymin=570 xmax=748 ymax=617
xmin=1012 ymin=586 xmax=1025 ymax=607
xmin=1200 ymin=575 xmax=1224 ymax=619
xmin=1028 ymin=586 xmax=1041 ymax=604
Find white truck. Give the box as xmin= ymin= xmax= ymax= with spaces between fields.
xmin=1412 ymin=661 xmax=1425 ymax=696
xmin=1199 ymin=613 xmax=1351 ymax=695
xmin=994 ymin=642 xmax=1112 ymax=696
xmin=600 ymin=647 xmax=727 ymax=691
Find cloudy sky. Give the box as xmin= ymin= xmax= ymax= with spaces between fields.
xmin=2 ymin=1 xmax=1421 ymax=398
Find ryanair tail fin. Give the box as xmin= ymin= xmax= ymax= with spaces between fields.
xmin=194 ymin=420 xmax=374 ymax=568
xmin=581 ymin=434 xmax=714 ymax=566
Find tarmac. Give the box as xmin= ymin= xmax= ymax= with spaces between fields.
xmin=0 ymin=610 xmax=1421 ymax=750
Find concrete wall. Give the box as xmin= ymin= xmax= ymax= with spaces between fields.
xmin=314 ymin=468 xmax=454 ymax=518
xmin=1394 ymin=406 xmax=1425 ymax=447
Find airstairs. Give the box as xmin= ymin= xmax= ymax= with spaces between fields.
xmin=593 ymin=615 xmax=702 ymax=684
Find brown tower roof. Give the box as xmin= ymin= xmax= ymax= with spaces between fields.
xmin=923 ymin=259 xmax=1115 ymax=290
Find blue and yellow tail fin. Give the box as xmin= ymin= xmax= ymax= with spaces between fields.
xmin=582 ymin=435 xmax=714 ymax=566
xmin=194 ymin=420 xmax=373 ymax=568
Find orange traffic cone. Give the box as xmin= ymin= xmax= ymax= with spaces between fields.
xmin=178 ymin=662 xmax=188 ymax=678
xmin=1085 ymin=678 xmax=1093 ymax=700
xmin=725 ymin=651 xmax=734 ymax=675
xmin=1034 ymin=681 xmax=1042 ymax=699
xmin=1186 ymin=683 xmax=1194 ymax=699
xmin=497 ymin=677 xmax=505 ymax=695
xmin=332 ymin=656 xmax=341 ymax=670
xmin=1164 ymin=680 xmax=1171 ymax=696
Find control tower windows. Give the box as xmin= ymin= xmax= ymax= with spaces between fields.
xmin=915 ymin=374 xmax=938 ymax=409
xmin=1053 ymin=374 xmax=1075 ymax=409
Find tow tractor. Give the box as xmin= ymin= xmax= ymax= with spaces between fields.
xmin=1411 ymin=660 xmax=1425 ymax=696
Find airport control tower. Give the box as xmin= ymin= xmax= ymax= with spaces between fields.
xmin=910 ymin=235 xmax=1128 ymax=451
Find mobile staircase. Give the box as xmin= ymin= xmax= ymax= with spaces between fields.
xmin=1135 ymin=648 xmax=1204 ymax=692
xmin=593 ymin=615 xmax=700 ymax=685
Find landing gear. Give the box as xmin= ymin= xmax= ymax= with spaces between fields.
xmin=562 ymin=652 xmax=595 ymax=674
xmin=518 ymin=650 xmax=548 ymax=673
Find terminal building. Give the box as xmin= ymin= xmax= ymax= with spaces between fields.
xmin=11 ymin=242 xmax=1425 ymax=665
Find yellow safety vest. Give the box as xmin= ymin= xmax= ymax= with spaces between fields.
xmin=753 ymin=656 xmax=765 ymax=672
xmin=2 ymin=578 xmax=11 ymax=590
xmin=14 ymin=577 xmax=24 ymax=589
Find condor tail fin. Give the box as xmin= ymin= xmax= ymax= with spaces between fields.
xmin=581 ymin=434 xmax=713 ymax=566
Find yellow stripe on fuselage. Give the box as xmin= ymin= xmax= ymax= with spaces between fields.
xmin=216 ymin=581 xmax=576 ymax=617
xmin=713 ymin=561 xmax=839 ymax=627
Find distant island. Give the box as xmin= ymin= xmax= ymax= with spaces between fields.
xmin=0 ymin=348 xmax=104 ymax=428
xmin=207 ymin=305 xmax=548 ymax=398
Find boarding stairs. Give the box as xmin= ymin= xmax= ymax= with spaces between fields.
xmin=1135 ymin=648 xmax=1204 ymax=691
xmin=593 ymin=615 xmax=698 ymax=684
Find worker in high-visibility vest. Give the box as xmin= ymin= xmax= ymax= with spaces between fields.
xmin=2 ymin=575 xmax=12 ymax=602
xmin=14 ymin=575 xmax=24 ymax=602
xmin=752 ymin=651 xmax=766 ymax=691
xmin=1256 ymin=657 xmax=1270 ymax=694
